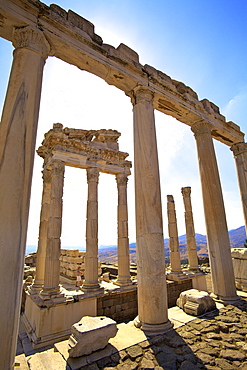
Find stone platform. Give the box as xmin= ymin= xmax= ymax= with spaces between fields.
xmin=15 ymin=291 xmax=247 ymax=369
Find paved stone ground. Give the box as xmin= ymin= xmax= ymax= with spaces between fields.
xmin=15 ymin=295 xmax=247 ymax=369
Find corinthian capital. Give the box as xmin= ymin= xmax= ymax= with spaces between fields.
xmin=116 ymin=173 xmax=128 ymax=187
xmin=51 ymin=160 xmax=65 ymax=176
xmin=87 ymin=168 xmax=99 ymax=183
xmin=230 ymin=142 xmax=247 ymax=156
xmin=191 ymin=121 xmax=212 ymax=137
xmin=42 ymin=169 xmax=52 ymax=184
xmin=181 ymin=186 xmax=191 ymax=197
xmin=13 ymin=26 xmax=50 ymax=59
xmin=131 ymin=86 xmax=154 ymax=106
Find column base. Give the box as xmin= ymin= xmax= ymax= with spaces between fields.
xmin=82 ymin=283 xmax=104 ymax=294
xmin=115 ymin=277 xmax=133 ymax=287
xmin=29 ymin=282 xmax=43 ymax=295
xmin=134 ymin=316 xmax=173 ymax=335
xmin=210 ymin=293 xmax=240 ymax=305
xmin=39 ymin=284 xmax=64 ymax=300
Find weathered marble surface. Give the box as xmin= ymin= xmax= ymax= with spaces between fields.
xmin=68 ymin=316 xmax=118 ymax=357
xmin=177 ymin=289 xmax=216 ymax=316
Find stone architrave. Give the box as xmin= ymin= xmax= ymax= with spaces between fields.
xmin=181 ymin=187 xmax=199 ymax=271
xmin=82 ymin=168 xmax=101 ymax=292
xmin=40 ymin=160 xmax=65 ymax=298
xmin=167 ymin=195 xmax=182 ymax=274
xmin=131 ymin=86 xmax=172 ymax=333
xmin=31 ymin=169 xmax=52 ymax=292
xmin=191 ymin=122 xmax=238 ymax=302
xmin=231 ymin=142 xmax=247 ymax=234
xmin=0 ymin=25 xmax=49 ymax=369
xmin=68 ymin=316 xmax=118 ymax=357
xmin=115 ymin=174 xmax=132 ymax=286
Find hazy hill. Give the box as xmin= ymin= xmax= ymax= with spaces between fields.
xmin=26 ymin=226 xmax=246 ymax=264
xmin=98 ymin=225 xmax=246 ymax=264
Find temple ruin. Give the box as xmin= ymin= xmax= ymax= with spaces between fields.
xmin=0 ymin=1 xmax=247 ymax=369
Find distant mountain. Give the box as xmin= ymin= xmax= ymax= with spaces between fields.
xmin=229 ymin=226 xmax=246 ymax=248
xmin=26 ymin=226 xmax=246 ymax=264
xmin=98 ymin=226 xmax=246 ymax=264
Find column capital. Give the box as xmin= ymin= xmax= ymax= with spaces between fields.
xmin=181 ymin=186 xmax=191 ymax=197
xmin=167 ymin=194 xmax=175 ymax=204
xmin=116 ymin=173 xmax=128 ymax=187
xmin=191 ymin=121 xmax=212 ymax=137
xmin=230 ymin=142 xmax=247 ymax=156
xmin=87 ymin=167 xmax=99 ymax=183
xmin=51 ymin=160 xmax=65 ymax=176
xmin=131 ymin=86 xmax=154 ymax=106
xmin=42 ymin=168 xmax=52 ymax=184
xmin=13 ymin=26 xmax=50 ymax=59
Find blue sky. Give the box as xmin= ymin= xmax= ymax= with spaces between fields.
xmin=1 ymin=0 xmax=247 ymax=248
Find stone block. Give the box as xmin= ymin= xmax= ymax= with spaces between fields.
xmin=177 ymin=289 xmax=216 ymax=316
xmin=116 ymin=43 xmax=139 ymax=64
xmin=231 ymin=248 xmax=247 ymax=291
xmin=68 ymin=316 xmax=118 ymax=357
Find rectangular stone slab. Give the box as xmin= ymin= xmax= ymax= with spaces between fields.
xmin=68 ymin=316 xmax=118 ymax=357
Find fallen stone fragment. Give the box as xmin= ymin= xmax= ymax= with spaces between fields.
xmin=68 ymin=316 xmax=118 ymax=357
xmin=177 ymin=289 xmax=216 ymax=316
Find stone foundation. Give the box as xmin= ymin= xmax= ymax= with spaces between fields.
xmin=97 ymin=288 xmax=138 ymax=323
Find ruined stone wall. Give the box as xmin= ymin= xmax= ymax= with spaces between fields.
xmin=97 ymin=289 xmax=138 ymax=323
xmin=97 ymin=279 xmax=193 ymax=322
xmin=60 ymin=249 xmax=86 ymax=280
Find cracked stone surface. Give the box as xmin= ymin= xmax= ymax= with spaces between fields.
xmin=16 ymin=297 xmax=247 ymax=370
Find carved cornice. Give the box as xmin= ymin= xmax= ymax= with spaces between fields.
xmin=12 ymin=26 xmax=50 ymax=59
xmin=181 ymin=186 xmax=191 ymax=197
xmin=38 ymin=124 xmax=132 ymax=171
xmin=87 ymin=167 xmax=99 ymax=183
xmin=116 ymin=173 xmax=128 ymax=187
xmin=191 ymin=121 xmax=212 ymax=137
xmin=230 ymin=142 xmax=247 ymax=156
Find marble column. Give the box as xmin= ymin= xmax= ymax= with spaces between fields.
xmin=82 ymin=168 xmax=101 ymax=292
xmin=115 ymin=173 xmax=132 ymax=286
xmin=31 ymin=169 xmax=51 ymax=292
xmin=131 ymin=86 xmax=172 ymax=333
xmin=231 ymin=142 xmax=247 ymax=234
xmin=167 ymin=195 xmax=182 ymax=274
xmin=191 ymin=122 xmax=238 ymax=302
xmin=40 ymin=160 xmax=65 ymax=298
xmin=0 ymin=26 xmax=49 ymax=369
xmin=181 ymin=187 xmax=199 ymax=270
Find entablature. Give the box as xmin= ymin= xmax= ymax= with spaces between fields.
xmin=37 ymin=123 xmax=131 ymax=175
xmin=0 ymin=0 xmax=244 ymax=145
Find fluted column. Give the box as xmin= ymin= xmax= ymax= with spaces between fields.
xmin=181 ymin=187 xmax=199 ymax=270
xmin=40 ymin=160 xmax=65 ymax=298
xmin=231 ymin=142 xmax=247 ymax=234
xmin=115 ymin=174 xmax=132 ymax=286
xmin=0 ymin=26 xmax=49 ymax=369
xmin=191 ymin=122 xmax=237 ymax=302
xmin=167 ymin=195 xmax=182 ymax=274
xmin=131 ymin=86 xmax=172 ymax=333
xmin=31 ymin=169 xmax=52 ymax=292
xmin=82 ymin=168 xmax=101 ymax=292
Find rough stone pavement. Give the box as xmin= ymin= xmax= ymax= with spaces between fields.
xmin=15 ymin=297 xmax=247 ymax=370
